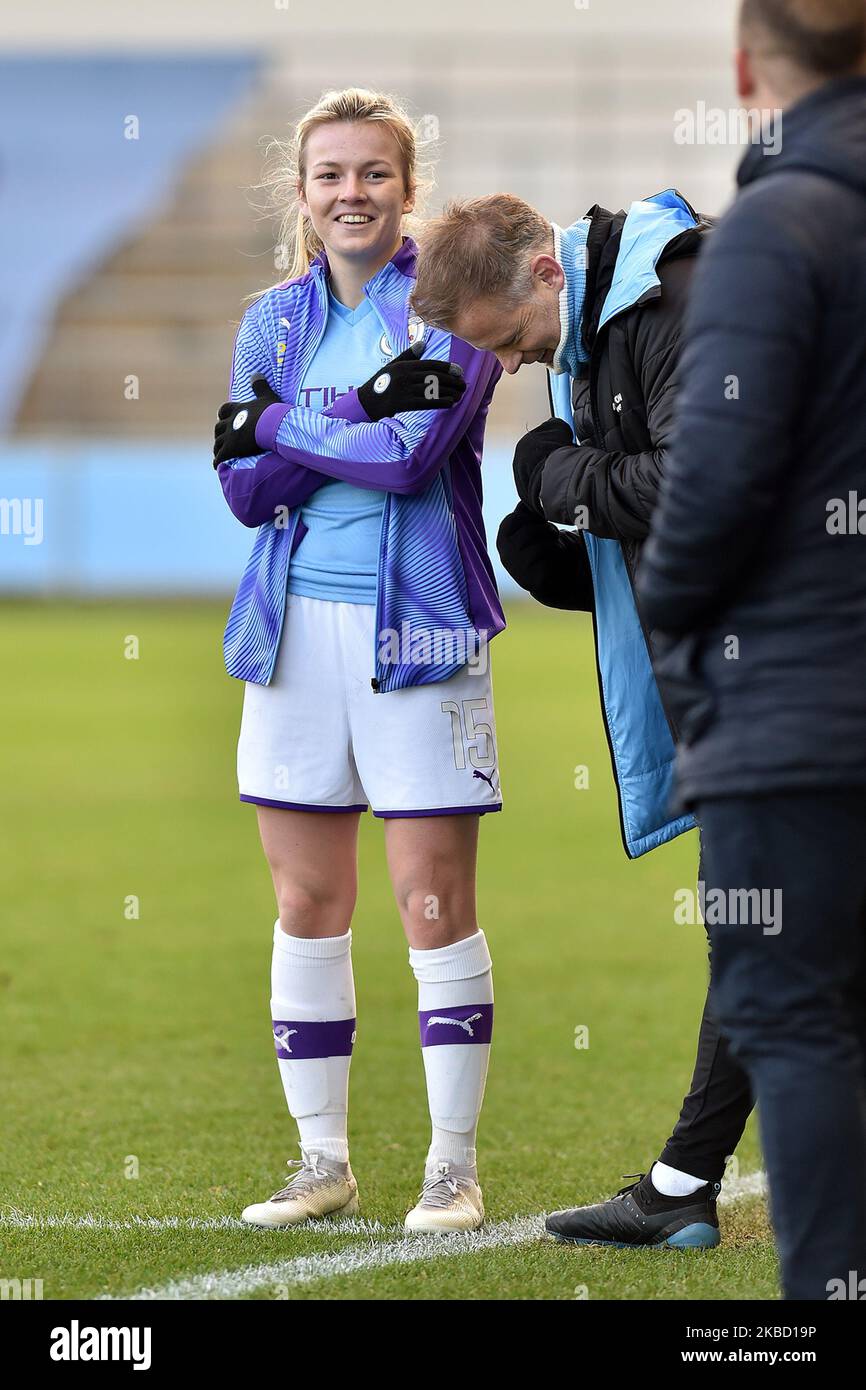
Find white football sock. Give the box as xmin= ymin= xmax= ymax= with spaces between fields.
xmin=270 ymin=922 xmax=355 ymax=1166
xmin=409 ymin=929 xmax=493 ymax=1178
xmin=651 ymin=1160 xmax=708 ymax=1197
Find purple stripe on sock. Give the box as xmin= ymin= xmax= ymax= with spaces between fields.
xmin=418 ymin=1003 xmax=493 ymax=1047
xmin=272 ymin=1018 xmax=357 ymax=1060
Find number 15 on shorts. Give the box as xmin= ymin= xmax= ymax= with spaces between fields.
xmin=441 ymin=698 xmax=496 ymax=771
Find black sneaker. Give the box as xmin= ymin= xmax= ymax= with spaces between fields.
xmin=546 ymin=1173 xmax=721 ymax=1249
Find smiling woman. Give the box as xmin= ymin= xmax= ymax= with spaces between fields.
xmin=298 ymin=121 xmax=414 ymax=308
xmin=210 ymin=88 xmax=507 ymax=1240
xmin=257 ymin=87 xmax=436 ymax=290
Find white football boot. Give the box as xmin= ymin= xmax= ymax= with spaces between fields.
xmin=404 ymin=1161 xmax=484 ymax=1233
xmin=241 ymin=1147 xmax=359 ymax=1229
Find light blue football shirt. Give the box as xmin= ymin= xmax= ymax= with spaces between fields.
xmin=286 ymin=290 xmax=388 ymax=604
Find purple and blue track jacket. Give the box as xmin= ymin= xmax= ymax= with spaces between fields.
xmin=217 ymin=237 xmax=505 ymax=691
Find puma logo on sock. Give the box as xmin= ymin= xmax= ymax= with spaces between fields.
xmin=427 ymin=1012 xmax=484 ymax=1037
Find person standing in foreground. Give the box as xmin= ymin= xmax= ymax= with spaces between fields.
xmin=214 ymin=89 xmax=505 ymax=1233
xmin=638 ymin=0 xmax=866 ymax=1298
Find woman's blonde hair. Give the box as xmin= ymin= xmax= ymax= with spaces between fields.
xmin=252 ymin=87 xmax=437 ymax=292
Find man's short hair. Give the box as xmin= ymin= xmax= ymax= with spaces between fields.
xmin=740 ymin=0 xmax=866 ymax=77
xmin=411 ymin=194 xmax=552 ymax=330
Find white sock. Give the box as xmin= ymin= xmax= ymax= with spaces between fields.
xmin=270 ymin=922 xmax=355 ymax=1166
xmin=409 ymin=929 xmax=493 ymax=1178
xmin=651 ymin=1160 xmax=708 ymax=1197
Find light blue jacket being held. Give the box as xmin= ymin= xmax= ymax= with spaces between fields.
xmin=549 ymin=192 xmax=699 ymax=857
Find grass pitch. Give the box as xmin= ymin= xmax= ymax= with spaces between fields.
xmin=0 ymin=599 xmax=774 ymax=1299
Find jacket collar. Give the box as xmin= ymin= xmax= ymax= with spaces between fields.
xmin=737 ymin=74 xmax=866 ymax=194
xmin=581 ymin=205 xmax=625 ymax=356
xmin=580 ymin=191 xmax=703 ymax=350
xmin=306 ymin=235 xmax=421 ymax=361
xmin=551 ymin=219 xmax=592 ymax=375
xmin=596 ymin=190 xmax=699 ymax=333
xmin=310 ymin=235 xmax=417 ymax=287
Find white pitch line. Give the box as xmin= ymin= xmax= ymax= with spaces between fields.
xmin=85 ymin=1170 xmax=767 ymax=1302
xmin=104 ymin=1214 xmax=548 ymax=1300
xmin=1 ymin=1211 xmax=247 ymax=1234
xmin=0 ymin=1210 xmax=393 ymax=1237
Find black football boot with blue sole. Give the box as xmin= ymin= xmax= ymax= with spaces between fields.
xmin=546 ymin=1173 xmax=722 ymax=1249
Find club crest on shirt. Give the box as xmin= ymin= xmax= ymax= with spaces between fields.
xmin=378 ymin=314 xmax=427 ymax=360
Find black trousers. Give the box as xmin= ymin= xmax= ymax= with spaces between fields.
xmin=693 ymin=789 xmax=866 ymax=1300
xmin=658 ymin=838 xmax=754 ymax=1184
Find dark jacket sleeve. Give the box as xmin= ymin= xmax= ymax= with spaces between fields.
xmin=539 ymin=258 xmax=694 ymax=539
xmin=496 ymin=502 xmax=594 ymax=611
xmin=636 ymin=197 xmax=816 ymax=634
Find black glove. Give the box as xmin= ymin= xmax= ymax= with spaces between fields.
xmin=496 ymin=501 xmax=593 ymax=611
xmin=512 ymin=417 xmax=574 ymax=515
xmin=357 ymin=344 xmax=465 ymax=422
xmin=213 ymin=374 xmax=280 ymax=467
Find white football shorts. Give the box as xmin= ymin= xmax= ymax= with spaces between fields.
xmin=236 ymin=594 xmax=502 ymax=817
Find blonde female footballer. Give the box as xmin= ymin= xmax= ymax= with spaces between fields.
xmin=213 ymin=89 xmax=505 ymax=1233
